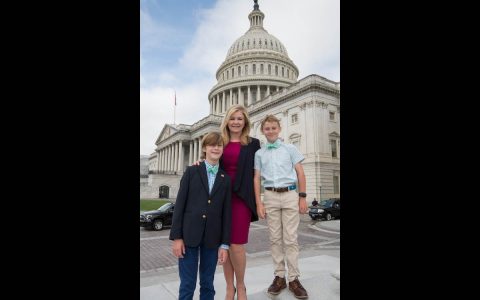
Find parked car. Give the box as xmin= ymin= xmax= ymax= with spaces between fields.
xmin=309 ymin=198 xmax=340 ymax=221
xmin=140 ymin=202 xmax=175 ymax=230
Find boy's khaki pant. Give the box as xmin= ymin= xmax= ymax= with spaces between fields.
xmin=263 ymin=189 xmax=300 ymax=282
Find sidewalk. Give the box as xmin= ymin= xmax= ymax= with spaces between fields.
xmin=313 ymin=219 xmax=340 ymax=232
xmin=141 ymin=220 xmax=340 ymax=300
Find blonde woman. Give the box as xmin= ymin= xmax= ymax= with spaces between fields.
xmin=219 ymin=105 xmax=260 ymax=300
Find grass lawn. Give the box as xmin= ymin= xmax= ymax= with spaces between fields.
xmin=140 ymin=199 xmax=170 ymax=212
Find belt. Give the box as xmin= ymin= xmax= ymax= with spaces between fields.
xmin=265 ymin=185 xmax=296 ymax=193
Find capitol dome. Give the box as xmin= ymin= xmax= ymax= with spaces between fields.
xmin=225 ymin=24 xmax=290 ymax=59
xmin=208 ymin=0 xmax=299 ymax=115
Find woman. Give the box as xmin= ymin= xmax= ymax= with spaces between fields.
xmin=219 ymin=105 xmax=260 ymax=300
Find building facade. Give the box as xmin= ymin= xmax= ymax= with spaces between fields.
xmin=141 ymin=1 xmax=340 ymax=202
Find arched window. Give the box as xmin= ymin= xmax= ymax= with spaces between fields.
xmin=253 ymin=64 xmax=256 ymax=74
xmin=260 ymin=64 xmax=264 ymax=74
xmin=282 ymin=67 xmax=284 ymax=77
xmin=275 ymin=65 xmax=278 ymax=76
xmin=268 ymin=64 xmax=271 ymax=75
xmin=245 ymin=65 xmax=248 ymax=75
xmin=232 ymin=68 xmax=234 ymax=78
xmin=238 ymin=66 xmax=241 ymax=76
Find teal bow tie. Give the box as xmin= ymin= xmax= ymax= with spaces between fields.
xmin=207 ymin=164 xmax=219 ymax=175
xmin=266 ymin=141 xmax=279 ymax=149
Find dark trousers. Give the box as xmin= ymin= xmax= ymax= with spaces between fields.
xmin=178 ymin=244 xmax=218 ymax=300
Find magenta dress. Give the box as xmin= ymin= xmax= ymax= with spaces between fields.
xmin=222 ymin=141 xmax=252 ymax=244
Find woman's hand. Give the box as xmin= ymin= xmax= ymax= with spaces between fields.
xmin=192 ymin=159 xmax=203 ymax=166
xmin=218 ymin=248 xmax=228 ymax=264
xmin=257 ymin=202 xmax=266 ymax=219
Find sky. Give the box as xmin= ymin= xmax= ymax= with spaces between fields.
xmin=140 ymin=0 xmax=339 ymax=156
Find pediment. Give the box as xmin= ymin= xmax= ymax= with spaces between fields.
xmin=156 ymin=124 xmax=178 ymax=144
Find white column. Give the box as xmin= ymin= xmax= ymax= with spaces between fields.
xmin=209 ymin=98 xmax=213 ymax=114
xmin=163 ymin=148 xmax=167 ymax=172
xmin=216 ymin=94 xmax=220 ymax=114
xmin=170 ymin=144 xmax=174 ymax=172
xmin=229 ymin=89 xmax=233 ymax=106
xmin=276 ymin=86 xmax=279 ymax=92
xmin=167 ymin=145 xmax=170 ymax=172
xmin=159 ymin=149 xmax=163 ymax=172
xmin=166 ymin=147 xmax=169 ymax=171
xmin=170 ymin=143 xmax=174 ymax=172
xmin=178 ymin=141 xmax=184 ymax=172
xmin=162 ymin=149 xmax=166 ymax=172
xmin=247 ymin=86 xmax=251 ymax=106
xmin=172 ymin=142 xmax=177 ymax=172
xmin=222 ymin=91 xmax=226 ymax=113
xmin=198 ymin=136 xmax=203 ymax=159
xmin=189 ymin=141 xmax=193 ymax=165
xmin=160 ymin=149 xmax=163 ymax=172
xmin=213 ymin=96 xmax=217 ymax=114
xmin=238 ymin=87 xmax=243 ymax=106
xmin=257 ymin=85 xmax=260 ymax=102
xmin=193 ymin=139 xmax=198 ymax=162
xmin=267 ymin=85 xmax=270 ymax=96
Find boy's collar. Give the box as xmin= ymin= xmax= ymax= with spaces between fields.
xmin=204 ymin=160 xmax=219 ymax=167
xmin=266 ymin=138 xmax=282 ymax=146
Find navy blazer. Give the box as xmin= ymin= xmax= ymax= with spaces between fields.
xmin=220 ymin=137 xmax=261 ymax=222
xmin=169 ymin=162 xmax=232 ymax=248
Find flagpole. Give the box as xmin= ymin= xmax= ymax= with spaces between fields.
xmin=174 ymin=90 xmax=176 ymax=125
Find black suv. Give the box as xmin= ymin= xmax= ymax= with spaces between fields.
xmin=309 ymin=198 xmax=340 ymax=221
xmin=140 ymin=202 xmax=175 ymax=230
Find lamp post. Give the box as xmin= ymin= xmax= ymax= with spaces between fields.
xmin=319 ymin=186 xmax=322 ymax=201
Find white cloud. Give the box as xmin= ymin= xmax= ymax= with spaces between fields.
xmin=140 ymin=0 xmax=339 ymax=155
xmin=180 ymin=0 xmax=339 ymax=80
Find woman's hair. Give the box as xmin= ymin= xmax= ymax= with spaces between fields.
xmin=201 ymin=131 xmax=224 ymax=159
xmin=220 ymin=104 xmax=252 ymax=145
xmin=260 ymin=114 xmax=281 ymax=131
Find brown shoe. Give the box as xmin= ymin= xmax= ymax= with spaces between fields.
xmin=267 ymin=276 xmax=287 ymax=295
xmin=288 ymin=278 xmax=308 ymax=299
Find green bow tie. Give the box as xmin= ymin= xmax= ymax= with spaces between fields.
xmin=207 ymin=164 xmax=219 ymax=175
xmin=266 ymin=141 xmax=279 ymax=149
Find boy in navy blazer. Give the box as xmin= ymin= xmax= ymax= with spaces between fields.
xmin=169 ymin=131 xmax=232 ymax=300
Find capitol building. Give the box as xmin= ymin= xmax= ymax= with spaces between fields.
xmin=142 ymin=0 xmax=340 ymax=203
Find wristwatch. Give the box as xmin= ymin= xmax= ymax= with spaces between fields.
xmin=298 ymin=192 xmax=307 ymax=198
